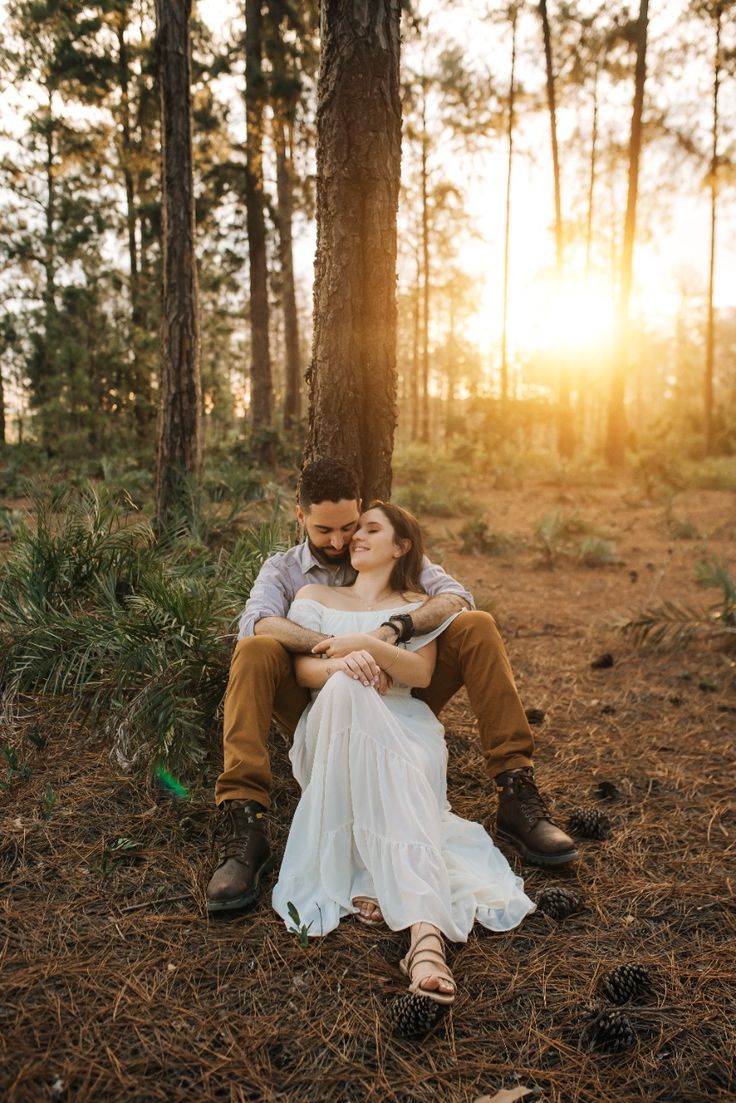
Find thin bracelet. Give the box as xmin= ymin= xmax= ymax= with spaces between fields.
xmin=383 ymin=646 xmax=401 ymax=673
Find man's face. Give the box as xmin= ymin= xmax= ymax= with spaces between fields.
xmin=296 ymin=499 xmax=361 ymax=567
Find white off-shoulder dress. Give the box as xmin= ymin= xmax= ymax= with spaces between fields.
xmin=271 ymin=599 xmax=535 ymax=941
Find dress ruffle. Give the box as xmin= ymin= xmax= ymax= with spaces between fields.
xmin=272 ymin=664 xmax=535 ymax=941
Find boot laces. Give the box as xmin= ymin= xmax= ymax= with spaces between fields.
xmin=219 ymin=804 xmax=261 ymax=864
xmin=513 ymin=771 xmax=553 ymax=826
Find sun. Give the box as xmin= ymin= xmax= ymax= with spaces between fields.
xmin=510 ymin=272 xmax=615 ymax=358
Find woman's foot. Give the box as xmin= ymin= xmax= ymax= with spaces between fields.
xmin=399 ymin=922 xmax=455 ymax=1005
xmin=352 ymin=896 xmax=385 ymax=926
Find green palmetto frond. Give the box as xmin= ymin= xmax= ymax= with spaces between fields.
xmin=0 ymin=484 xmax=289 ymax=778
xmin=622 ymin=559 xmax=736 ymax=651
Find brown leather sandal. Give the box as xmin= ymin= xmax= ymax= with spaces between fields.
xmin=352 ymin=896 xmax=385 ymax=927
xmin=399 ymin=927 xmax=456 ymax=1005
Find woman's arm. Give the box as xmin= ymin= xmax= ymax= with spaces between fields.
xmin=295 ymin=640 xmax=436 ymax=690
xmin=312 ymin=632 xmax=437 ymax=689
xmin=294 ymin=654 xmax=353 ymax=689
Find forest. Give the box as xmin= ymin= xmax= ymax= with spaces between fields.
xmin=0 ymin=1 xmax=734 ymax=1102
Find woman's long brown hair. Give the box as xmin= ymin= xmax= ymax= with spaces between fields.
xmin=364 ymin=500 xmax=427 ymax=596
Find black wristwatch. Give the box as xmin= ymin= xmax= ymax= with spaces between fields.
xmin=380 ymin=613 xmax=415 ymax=643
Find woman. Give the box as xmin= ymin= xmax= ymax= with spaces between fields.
xmin=272 ymin=502 xmax=534 ymax=1004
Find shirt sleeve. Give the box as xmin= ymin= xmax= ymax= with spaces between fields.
xmin=237 ymin=554 xmax=294 ymax=639
xmin=286 ymin=598 xmax=324 ymax=633
xmin=405 ymin=610 xmax=465 ymax=651
xmin=418 ymin=558 xmax=475 ymax=609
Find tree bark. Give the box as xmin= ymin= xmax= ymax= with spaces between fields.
xmin=704 ymin=2 xmax=722 ymax=456
xmin=501 ymin=4 xmax=517 ymax=407
xmin=305 ymin=0 xmax=401 ymax=504
xmin=115 ymin=12 xmax=152 ymax=435
xmin=274 ymin=114 xmax=302 ymax=430
xmin=539 ymin=0 xmax=573 ymax=457
xmin=410 ymin=240 xmax=421 ymax=441
xmin=245 ymin=0 xmax=273 ymax=459
xmin=419 ymin=76 xmax=430 ymax=444
xmin=154 ymin=0 xmax=202 ymax=527
xmin=585 ymin=54 xmax=600 ymax=276
xmin=605 ymin=0 xmax=648 ymax=466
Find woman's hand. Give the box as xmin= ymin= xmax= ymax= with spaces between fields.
xmin=329 ymin=648 xmax=381 ymax=686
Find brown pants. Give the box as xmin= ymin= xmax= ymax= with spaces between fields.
xmin=214 ymin=610 xmax=534 ymax=808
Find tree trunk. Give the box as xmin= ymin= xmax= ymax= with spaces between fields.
xmin=305 ymin=0 xmax=401 ymax=504
xmin=585 ymin=54 xmax=600 ymax=276
xmin=704 ymin=3 xmax=722 ymax=456
xmin=245 ymin=0 xmax=273 ymax=460
xmin=501 ymin=4 xmax=517 ymax=407
xmin=274 ymin=114 xmax=302 ymax=431
xmin=410 ymin=241 xmax=421 ymax=441
xmin=115 ymin=12 xmax=152 ymax=436
xmin=154 ymin=0 xmax=202 ymax=527
xmin=605 ymin=0 xmax=648 ymax=466
xmin=539 ymin=0 xmax=573 ymax=457
xmin=419 ymin=76 xmax=430 ymax=444
xmin=0 ymin=367 xmax=5 ymax=445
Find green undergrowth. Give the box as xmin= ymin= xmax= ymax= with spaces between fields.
xmin=0 ymin=484 xmax=288 ymax=778
xmin=623 ymin=558 xmax=736 ymax=649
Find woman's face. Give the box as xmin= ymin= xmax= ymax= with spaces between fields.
xmin=350 ymin=508 xmax=407 ymax=571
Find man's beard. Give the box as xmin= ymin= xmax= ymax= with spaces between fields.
xmin=307 ymin=538 xmax=353 ymax=568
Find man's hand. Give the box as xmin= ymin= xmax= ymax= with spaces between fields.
xmin=375 ymin=669 xmax=393 ymax=695
xmin=312 ymin=632 xmax=375 ymax=659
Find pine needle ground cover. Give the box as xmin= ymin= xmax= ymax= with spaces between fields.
xmin=1 ymin=476 xmax=734 ymax=1103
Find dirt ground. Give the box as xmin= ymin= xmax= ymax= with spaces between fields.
xmin=1 ymin=476 xmax=734 ymax=1103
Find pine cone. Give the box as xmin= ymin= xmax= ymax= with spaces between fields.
xmin=567 ymin=807 xmax=612 ymax=839
xmin=600 ymin=963 xmax=651 ymax=1005
xmin=536 ymin=886 xmax=583 ymax=920
xmin=387 ymin=993 xmax=446 ymax=1038
xmin=582 ymin=1008 xmax=637 ymax=1054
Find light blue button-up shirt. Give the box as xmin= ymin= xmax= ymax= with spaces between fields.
xmin=237 ymin=541 xmax=474 ymax=638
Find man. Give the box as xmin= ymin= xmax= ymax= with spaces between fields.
xmin=206 ymin=458 xmax=576 ymax=914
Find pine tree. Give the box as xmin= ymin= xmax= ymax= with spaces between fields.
xmin=305 ymin=0 xmax=402 ymax=503
xmin=154 ymin=0 xmax=202 ymax=527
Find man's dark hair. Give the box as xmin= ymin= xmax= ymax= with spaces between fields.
xmin=297 ymin=458 xmax=360 ymax=509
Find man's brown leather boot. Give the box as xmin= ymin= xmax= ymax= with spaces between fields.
xmin=494 ymin=768 xmax=578 ymax=867
xmin=206 ymin=800 xmax=273 ymax=913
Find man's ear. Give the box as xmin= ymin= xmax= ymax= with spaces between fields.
xmin=296 ymin=504 xmax=306 ymax=528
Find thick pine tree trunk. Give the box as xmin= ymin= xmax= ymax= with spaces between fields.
xmin=605 ymin=0 xmax=648 ymax=466
xmin=245 ymin=0 xmax=273 ymax=460
xmin=274 ymin=115 xmax=302 ymax=431
xmin=154 ymin=0 xmax=202 ymax=527
xmin=305 ymin=0 xmax=401 ymax=504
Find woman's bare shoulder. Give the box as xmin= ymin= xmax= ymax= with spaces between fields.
xmin=293 ymin=584 xmax=333 ymax=604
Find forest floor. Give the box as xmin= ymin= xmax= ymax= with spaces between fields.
xmin=1 ymin=472 xmax=735 ymax=1103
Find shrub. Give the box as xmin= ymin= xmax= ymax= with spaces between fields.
xmin=578 ymin=536 xmax=619 ymax=567
xmin=0 ymin=485 xmax=289 ymax=777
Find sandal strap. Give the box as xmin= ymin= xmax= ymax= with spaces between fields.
xmin=405 ymin=931 xmax=455 ymax=988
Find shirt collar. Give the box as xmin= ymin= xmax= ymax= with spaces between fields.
xmin=297 ymin=538 xmax=356 ymax=580
xmin=297 ymin=539 xmax=321 ymax=573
